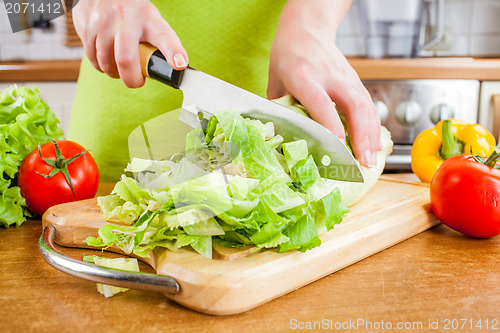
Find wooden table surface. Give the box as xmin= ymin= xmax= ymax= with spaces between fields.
xmin=1 ymin=175 xmax=499 ymax=333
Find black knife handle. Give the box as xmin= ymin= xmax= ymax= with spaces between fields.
xmin=139 ymin=43 xmax=184 ymax=89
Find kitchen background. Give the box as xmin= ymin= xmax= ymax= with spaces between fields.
xmin=1 ymin=0 xmax=500 ymax=170
xmin=2 ymin=0 xmax=500 ymax=61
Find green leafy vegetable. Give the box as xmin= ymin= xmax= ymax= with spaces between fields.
xmin=83 ymin=255 xmax=140 ymax=297
xmin=275 ymin=94 xmax=394 ymax=207
xmin=88 ymin=109 xmax=356 ymax=259
xmin=0 ymin=187 xmax=29 ymax=227
xmin=0 ymin=85 xmax=65 ymax=227
xmin=279 ymin=214 xmax=320 ymax=253
xmin=89 ymin=96 xmax=394 ymax=259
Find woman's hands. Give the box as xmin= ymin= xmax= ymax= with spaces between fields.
xmin=73 ymin=0 xmax=188 ymax=88
xmin=268 ymin=0 xmax=381 ymax=167
xmin=74 ymin=0 xmax=380 ymax=167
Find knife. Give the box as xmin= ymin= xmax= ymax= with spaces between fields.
xmin=138 ymin=43 xmax=363 ymax=182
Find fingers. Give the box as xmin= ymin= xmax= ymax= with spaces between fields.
xmin=346 ymin=104 xmax=381 ymax=168
xmin=267 ymin=54 xmax=287 ymax=100
xmin=267 ymin=0 xmax=381 ymax=169
xmin=291 ymin=80 xmax=347 ymax=143
xmin=145 ymin=18 xmax=189 ymax=70
xmin=274 ymin=62 xmax=381 ymax=168
xmin=95 ymin=30 xmax=119 ymax=78
xmin=72 ymin=1 xmax=100 ymax=72
xmin=330 ymin=84 xmax=381 ymax=167
xmin=72 ymin=0 xmax=188 ymax=88
xmin=74 ymin=1 xmax=119 ymax=76
xmin=115 ymin=28 xmax=144 ymax=88
xmin=266 ymin=74 xmax=286 ymax=100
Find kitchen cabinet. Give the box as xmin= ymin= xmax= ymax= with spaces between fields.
xmin=0 ymin=60 xmax=80 ymax=81
xmin=349 ymin=57 xmax=500 ymax=80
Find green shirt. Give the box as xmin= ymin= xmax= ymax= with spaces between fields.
xmin=68 ymin=0 xmax=286 ymax=181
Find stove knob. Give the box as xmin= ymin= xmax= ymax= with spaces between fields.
xmin=430 ymin=103 xmax=455 ymax=124
xmin=395 ymin=101 xmax=422 ymax=126
xmin=373 ymin=99 xmax=389 ymax=124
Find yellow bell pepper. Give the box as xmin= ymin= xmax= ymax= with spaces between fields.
xmin=411 ymin=119 xmax=496 ymax=183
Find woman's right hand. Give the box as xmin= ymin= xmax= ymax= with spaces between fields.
xmin=73 ymin=0 xmax=188 ymax=88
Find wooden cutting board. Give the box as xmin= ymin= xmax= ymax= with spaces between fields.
xmin=42 ymin=175 xmax=439 ymax=315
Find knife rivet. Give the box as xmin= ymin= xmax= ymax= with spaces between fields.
xmin=321 ymin=155 xmax=331 ymax=166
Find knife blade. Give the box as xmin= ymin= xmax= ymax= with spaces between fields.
xmin=139 ymin=43 xmax=363 ymax=182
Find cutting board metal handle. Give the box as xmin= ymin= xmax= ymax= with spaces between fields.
xmin=39 ymin=225 xmax=180 ymax=295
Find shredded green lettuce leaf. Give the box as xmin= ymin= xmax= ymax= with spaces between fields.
xmin=0 ymin=187 xmax=30 ymax=227
xmin=83 ymin=255 xmax=140 ymax=297
xmin=88 ymin=110 xmax=354 ymax=258
xmin=0 ymin=85 xmax=65 ymax=227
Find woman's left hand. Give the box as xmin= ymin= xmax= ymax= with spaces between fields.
xmin=268 ymin=0 xmax=381 ymax=167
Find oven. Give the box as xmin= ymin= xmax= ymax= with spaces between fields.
xmin=478 ymin=81 xmax=500 ymax=145
xmin=363 ymin=79 xmax=481 ymax=171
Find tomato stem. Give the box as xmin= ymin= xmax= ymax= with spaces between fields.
xmin=471 ymin=147 xmax=500 ymax=168
xmin=439 ymin=119 xmax=464 ymax=160
xmin=36 ymin=139 xmax=89 ymax=197
xmin=53 ymin=140 xmax=65 ymax=168
xmin=484 ymin=149 xmax=500 ymax=168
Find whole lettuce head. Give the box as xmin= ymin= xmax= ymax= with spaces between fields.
xmin=274 ymin=94 xmax=393 ymax=207
xmin=0 ymin=85 xmax=65 ymax=227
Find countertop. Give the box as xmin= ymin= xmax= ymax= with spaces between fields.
xmin=3 ymin=57 xmax=500 ymax=82
xmin=1 ymin=174 xmax=499 ymax=333
xmin=0 ymin=59 xmax=81 ymax=82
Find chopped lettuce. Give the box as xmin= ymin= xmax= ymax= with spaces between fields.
xmin=88 ymin=110 xmax=352 ymax=258
xmin=279 ymin=214 xmax=320 ymax=253
xmin=282 ymin=139 xmax=308 ymax=170
xmin=0 ymin=85 xmax=65 ymax=227
xmin=216 ymin=110 xmax=291 ymax=183
xmin=89 ymin=106 xmax=391 ymax=259
xmin=83 ymin=255 xmax=140 ymax=297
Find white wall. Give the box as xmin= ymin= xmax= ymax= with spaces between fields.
xmin=0 ymin=0 xmax=84 ymax=61
xmin=336 ymin=0 xmax=500 ymax=57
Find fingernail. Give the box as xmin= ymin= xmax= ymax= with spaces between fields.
xmin=363 ymin=150 xmax=377 ymax=168
xmin=173 ymin=53 xmax=187 ymax=68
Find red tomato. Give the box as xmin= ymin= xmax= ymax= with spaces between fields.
xmin=430 ymin=155 xmax=500 ymax=238
xmin=17 ymin=140 xmax=99 ymax=216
